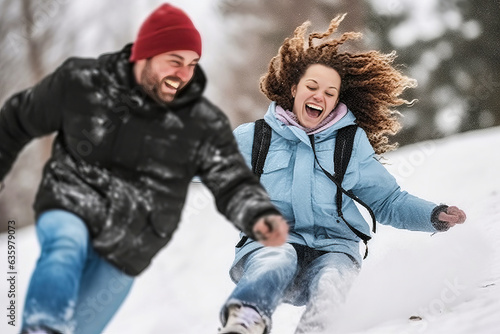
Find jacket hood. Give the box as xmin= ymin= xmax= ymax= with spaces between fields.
xmin=263 ymin=101 xmax=357 ymax=145
xmin=97 ymin=44 xmax=207 ymax=111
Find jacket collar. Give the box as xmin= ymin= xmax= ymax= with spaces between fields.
xmin=264 ymin=101 xmax=357 ymax=146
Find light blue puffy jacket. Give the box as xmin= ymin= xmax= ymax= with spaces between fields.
xmin=230 ymin=102 xmax=439 ymax=269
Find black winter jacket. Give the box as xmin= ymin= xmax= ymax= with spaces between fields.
xmin=0 ymin=44 xmax=278 ymax=275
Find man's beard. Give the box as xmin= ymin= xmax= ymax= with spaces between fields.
xmin=140 ymin=61 xmax=184 ymax=105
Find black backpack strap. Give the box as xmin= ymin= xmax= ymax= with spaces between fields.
xmin=334 ymin=125 xmax=358 ymax=218
xmin=251 ymin=119 xmax=272 ymax=179
xmin=333 ymin=126 xmax=376 ymax=232
xmin=309 ymin=127 xmax=376 ymax=259
xmin=236 ymin=119 xmax=272 ymax=248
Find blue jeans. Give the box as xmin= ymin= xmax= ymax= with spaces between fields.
xmin=22 ymin=210 xmax=134 ymax=334
xmin=222 ymin=243 xmax=359 ymax=332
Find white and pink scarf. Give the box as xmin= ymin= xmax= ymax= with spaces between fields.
xmin=275 ymin=102 xmax=348 ymax=135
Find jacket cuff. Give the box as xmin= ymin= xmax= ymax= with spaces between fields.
xmin=431 ymin=204 xmax=450 ymax=232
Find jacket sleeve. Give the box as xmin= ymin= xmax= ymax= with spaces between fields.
xmin=0 ymin=61 xmax=68 ymax=181
xmin=351 ymin=129 xmax=438 ymax=232
xmin=196 ymin=114 xmax=280 ymax=238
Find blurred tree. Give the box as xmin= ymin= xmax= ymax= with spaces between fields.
xmin=454 ymin=0 xmax=500 ymax=132
xmin=365 ymin=0 xmax=500 ymax=146
xmin=0 ymin=0 xmax=68 ymax=232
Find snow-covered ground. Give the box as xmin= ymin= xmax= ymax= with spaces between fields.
xmin=1 ymin=126 xmax=499 ymax=334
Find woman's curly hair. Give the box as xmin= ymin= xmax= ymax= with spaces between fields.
xmin=260 ymin=14 xmax=416 ymax=154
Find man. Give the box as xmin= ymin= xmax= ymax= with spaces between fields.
xmin=0 ymin=4 xmax=288 ymax=334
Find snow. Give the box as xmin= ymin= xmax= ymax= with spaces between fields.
xmin=1 ymin=126 xmax=499 ymax=333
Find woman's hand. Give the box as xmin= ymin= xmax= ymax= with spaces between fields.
xmin=438 ymin=206 xmax=467 ymax=227
xmin=252 ymin=214 xmax=289 ymax=246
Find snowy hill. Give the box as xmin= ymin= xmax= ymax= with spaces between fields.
xmin=1 ymin=126 xmax=499 ymax=334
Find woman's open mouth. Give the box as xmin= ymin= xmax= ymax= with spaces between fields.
xmin=305 ymin=103 xmax=323 ymax=118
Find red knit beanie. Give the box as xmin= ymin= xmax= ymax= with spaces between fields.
xmin=130 ymin=3 xmax=202 ymax=62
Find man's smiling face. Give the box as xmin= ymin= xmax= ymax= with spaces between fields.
xmin=136 ymin=50 xmax=200 ymax=104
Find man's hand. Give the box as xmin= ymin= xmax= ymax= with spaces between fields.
xmin=438 ymin=206 xmax=466 ymax=228
xmin=252 ymin=214 xmax=289 ymax=246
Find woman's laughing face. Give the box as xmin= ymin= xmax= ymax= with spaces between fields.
xmin=291 ymin=64 xmax=341 ymax=129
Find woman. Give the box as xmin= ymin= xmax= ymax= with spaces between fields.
xmin=218 ymin=15 xmax=466 ymax=334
